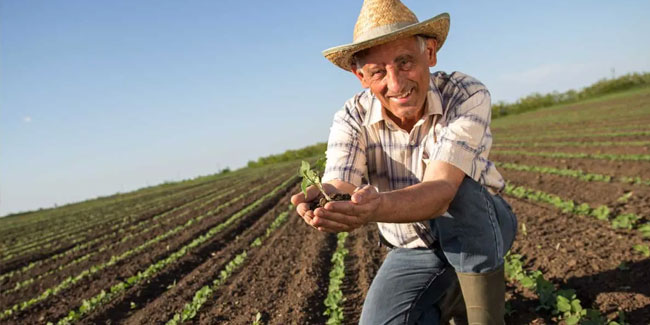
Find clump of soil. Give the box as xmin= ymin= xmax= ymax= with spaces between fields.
xmin=309 ymin=193 xmax=351 ymax=211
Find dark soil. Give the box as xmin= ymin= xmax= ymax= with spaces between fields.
xmin=309 ymin=193 xmax=352 ymax=211
xmin=491 ymin=153 xmax=650 ymax=180
xmin=503 ymin=195 xmax=650 ymax=323
xmin=85 ymin=187 xmax=298 ymax=325
xmin=500 ymin=169 xmax=650 ymax=218
xmin=0 ymin=181 xmax=227 ymax=273
xmin=340 ymin=225 xmax=386 ymax=324
xmin=0 ymin=179 xmax=253 ymax=293
xmin=197 ymin=207 xmax=336 ymax=324
xmin=0 ymin=175 xmax=294 ymax=324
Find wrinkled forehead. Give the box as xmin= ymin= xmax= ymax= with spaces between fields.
xmin=354 ymin=36 xmax=421 ymax=66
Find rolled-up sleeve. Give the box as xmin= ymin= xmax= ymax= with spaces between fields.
xmin=429 ymin=89 xmax=491 ymax=178
xmin=322 ymin=102 xmax=367 ymax=187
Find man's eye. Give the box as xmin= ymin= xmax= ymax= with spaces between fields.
xmin=371 ymin=70 xmax=385 ymax=78
xmin=400 ymin=60 xmax=412 ymax=70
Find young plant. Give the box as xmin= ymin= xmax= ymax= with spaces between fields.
xmin=298 ymin=159 xmax=352 ymax=210
xmin=299 ymin=159 xmax=332 ymax=202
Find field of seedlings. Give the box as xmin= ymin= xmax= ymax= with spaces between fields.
xmin=1 ymin=87 xmax=649 ymax=324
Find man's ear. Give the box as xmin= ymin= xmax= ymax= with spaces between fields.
xmin=425 ymin=38 xmax=438 ymax=67
xmin=351 ymin=65 xmax=370 ymax=88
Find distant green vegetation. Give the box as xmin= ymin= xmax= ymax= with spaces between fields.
xmin=493 ymin=72 xmax=650 ymax=118
xmin=247 ymin=142 xmax=327 ymax=168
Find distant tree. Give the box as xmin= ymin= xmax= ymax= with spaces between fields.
xmin=247 ymin=143 xmax=327 ymax=168
xmin=493 ymin=72 xmax=650 ymax=118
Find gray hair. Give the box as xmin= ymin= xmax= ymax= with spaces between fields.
xmin=352 ymin=35 xmax=429 ymax=74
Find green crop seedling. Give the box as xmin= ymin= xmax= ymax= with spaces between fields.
xmin=299 ymin=159 xmax=351 ymax=210
xmin=299 ymin=159 xmax=332 ymax=202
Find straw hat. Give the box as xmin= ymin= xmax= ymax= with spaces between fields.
xmin=323 ymin=0 xmax=450 ymax=71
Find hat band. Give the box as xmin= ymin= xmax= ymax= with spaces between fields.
xmin=354 ymin=21 xmax=418 ymax=43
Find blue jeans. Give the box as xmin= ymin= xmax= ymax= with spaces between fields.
xmin=360 ymin=177 xmax=517 ymax=325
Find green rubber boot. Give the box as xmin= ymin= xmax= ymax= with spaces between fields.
xmin=455 ymin=265 xmax=505 ymax=325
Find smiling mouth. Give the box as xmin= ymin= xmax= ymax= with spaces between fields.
xmin=389 ymin=88 xmax=413 ymax=101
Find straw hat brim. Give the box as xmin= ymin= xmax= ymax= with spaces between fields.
xmin=323 ymin=13 xmax=450 ymax=71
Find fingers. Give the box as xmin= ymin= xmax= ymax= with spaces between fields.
xmin=324 ymin=200 xmax=358 ymax=216
xmin=296 ymin=202 xmax=311 ymax=217
xmin=351 ymin=184 xmax=376 ymax=204
xmin=314 ymin=208 xmax=361 ymax=228
xmin=290 ymin=185 xmax=321 ymax=206
xmin=290 ymin=193 xmax=303 ymax=206
xmin=297 ymin=206 xmax=349 ymax=233
xmin=312 ymin=210 xmax=353 ymax=233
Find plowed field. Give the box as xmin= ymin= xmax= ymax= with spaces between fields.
xmin=1 ymin=87 xmax=649 ymax=324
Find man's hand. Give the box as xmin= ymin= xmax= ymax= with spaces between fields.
xmin=290 ymin=183 xmax=337 ymax=230
xmin=291 ymin=180 xmax=367 ymax=233
xmin=317 ymin=185 xmax=381 ymax=232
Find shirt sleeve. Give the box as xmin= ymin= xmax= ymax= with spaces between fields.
xmin=321 ymin=101 xmax=367 ymax=188
xmin=429 ymin=89 xmax=491 ymax=178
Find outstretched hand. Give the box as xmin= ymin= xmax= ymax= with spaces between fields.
xmin=292 ymin=184 xmax=381 ymax=233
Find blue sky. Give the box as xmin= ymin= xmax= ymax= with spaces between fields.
xmin=2 ymin=0 xmax=649 ymax=216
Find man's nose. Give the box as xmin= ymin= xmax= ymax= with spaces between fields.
xmin=385 ymin=66 xmax=406 ymax=93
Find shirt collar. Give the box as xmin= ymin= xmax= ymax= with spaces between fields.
xmin=363 ymin=77 xmax=444 ymax=127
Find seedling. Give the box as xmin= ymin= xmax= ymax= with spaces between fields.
xmin=633 ymin=244 xmax=650 ymax=257
xmin=299 ymin=159 xmax=332 ymax=202
xmin=617 ymin=192 xmax=633 ymax=203
xmin=298 ymin=159 xmax=351 ymax=210
xmin=252 ymin=312 xmax=262 ymax=325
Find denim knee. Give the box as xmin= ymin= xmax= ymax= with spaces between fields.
xmin=360 ymin=248 xmax=455 ymax=325
xmin=431 ymin=177 xmax=516 ymax=273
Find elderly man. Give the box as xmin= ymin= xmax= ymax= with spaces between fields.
xmin=291 ymin=0 xmax=517 ymax=324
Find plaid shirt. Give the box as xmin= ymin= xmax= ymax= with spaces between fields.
xmin=322 ymin=71 xmax=505 ymax=248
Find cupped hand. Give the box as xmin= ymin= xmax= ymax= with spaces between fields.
xmin=290 ymin=183 xmax=338 ymax=230
xmin=312 ymin=184 xmax=382 ymax=233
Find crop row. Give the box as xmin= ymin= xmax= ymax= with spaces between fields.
xmin=0 ymin=179 xmax=221 ymax=249
xmin=493 ymin=150 xmax=650 ymax=162
xmin=0 ymin=165 xmax=274 ymax=249
xmin=494 ymin=121 xmax=650 ymax=140
xmin=0 ymin=173 xmax=291 ymax=319
xmin=505 ymin=253 xmax=628 ymax=324
xmin=504 ymin=183 xmax=650 ymax=242
xmin=496 ymin=129 xmax=650 ymax=142
xmin=1 ymin=180 xmax=252 ymax=294
xmin=1 ymin=165 xmax=288 ymax=269
xmin=0 ymin=186 xmax=235 ymax=283
xmin=494 ymin=162 xmax=650 ymax=187
xmin=495 ymin=162 xmax=613 ymax=183
xmin=494 ymin=119 xmax=650 ymax=137
xmin=323 ymin=232 xmax=349 ymax=324
xmin=0 ymin=169 xmax=245 ymax=236
xmin=166 ymin=206 xmax=293 ymax=324
xmin=51 ymin=177 xmax=296 ymax=325
xmin=1 ymin=180 xmax=228 ymax=261
xmin=494 ymin=140 xmax=650 ymax=149
xmin=0 ymin=175 xmax=257 ymax=284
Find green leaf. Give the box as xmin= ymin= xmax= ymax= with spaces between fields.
xmin=565 ymin=315 xmax=581 ymax=325
xmin=301 ymin=178 xmax=310 ymax=197
xmin=571 ymin=298 xmax=583 ymax=313
xmin=300 ymin=160 xmax=310 ymax=175
xmin=557 ymin=295 xmax=571 ymax=313
xmin=633 ymin=244 xmax=650 ymax=257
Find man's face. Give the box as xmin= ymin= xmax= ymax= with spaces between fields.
xmin=352 ymin=36 xmax=437 ymax=124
